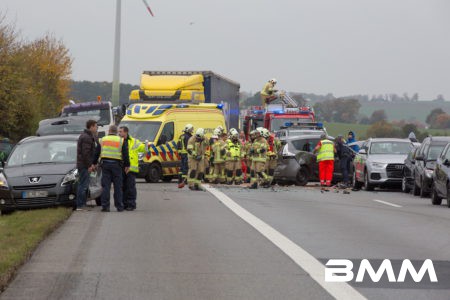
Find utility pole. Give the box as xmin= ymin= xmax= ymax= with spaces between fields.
xmin=111 ymin=0 xmax=121 ymax=106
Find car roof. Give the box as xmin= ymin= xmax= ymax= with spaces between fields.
xmin=18 ymin=134 xmax=79 ymax=144
xmin=368 ymin=138 xmax=411 ymax=143
xmin=424 ymin=136 xmax=450 ymax=143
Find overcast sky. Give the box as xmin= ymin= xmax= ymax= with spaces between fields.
xmin=1 ymin=0 xmax=449 ymax=99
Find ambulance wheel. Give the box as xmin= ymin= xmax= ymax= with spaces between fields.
xmin=145 ymin=163 xmax=162 ymax=183
xmin=162 ymin=176 xmax=173 ymax=183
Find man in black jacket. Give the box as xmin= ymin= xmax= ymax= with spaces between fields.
xmin=335 ymin=135 xmax=352 ymax=187
xmin=75 ymin=120 xmax=100 ymax=211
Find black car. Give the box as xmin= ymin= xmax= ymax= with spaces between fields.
xmin=412 ymin=136 xmax=450 ymax=197
xmin=0 ymin=134 xmax=101 ymax=214
xmin=430 ymin=142 xmax=450 ymax=207
xmin=274 ymin=134 xmax=354 ymax=186
xmin=401 ymin=144 xmax=421 ymax=193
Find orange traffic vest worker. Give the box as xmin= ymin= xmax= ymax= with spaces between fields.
xmin=313 ymin=134 xmax=336 ymax=187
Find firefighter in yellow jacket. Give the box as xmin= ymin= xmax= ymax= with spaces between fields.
xmin=211 ymin=128 xmax=227 ymax=183
xmin=260 ymin=78 xmax=278 ymax=108
xmin=187 ymin=128 xmax=208 ymax=190
xmin=225 ymin=128 xmax=244 ymax=185
xmin=249 ymin=127 xmax=269 ymax=189
xmin=263 ymin=128 xmax=281 ymax=186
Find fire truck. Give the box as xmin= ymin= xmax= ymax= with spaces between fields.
xmin=242 ymin=93 xmax=316 ymax=140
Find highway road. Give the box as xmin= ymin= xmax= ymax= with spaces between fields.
xmin=1 ymin=181 xmax=449 ymax=300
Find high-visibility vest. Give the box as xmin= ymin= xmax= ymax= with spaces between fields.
xmin=252 ymin=138 xmax=268 ymax=162
xmin=177 ymin=133 xmax=189 ymax=154
xmin=127 ymin=136 xmax=145 ymax=173
xmin=317 ymin=139 xmax=334 ymax=162
xmin=212 ymin=140 xmax=226 ymax=163
xmin=227 ymin=140 xmax=241 ymax=160
xmin=101 ymin=135 xmax=123 ymax=160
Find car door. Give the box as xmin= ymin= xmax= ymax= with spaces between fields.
xmin=354 ymin=141 xmax=368 ymax=181
xmin=415 ymin=142 xmax=429 ymax=187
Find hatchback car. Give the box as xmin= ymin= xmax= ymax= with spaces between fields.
xmin=430 ymin=142 xmax=450 ymax=207
xmin=0 ymin=134 xmax=101 ymax=214
xmin=274 ymin=134 xmax=354 ymax=186
xmin=412 ymin=136 xmax=450 ymax=197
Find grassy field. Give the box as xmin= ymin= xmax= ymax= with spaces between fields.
xmin=0 ymin=207 xmax=72 ymax=292
xmin=323 ymin=122 xmax=370 ymax=139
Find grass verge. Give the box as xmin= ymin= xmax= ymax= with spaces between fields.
xmin=0 ymin=207 xmax=72 ymax=293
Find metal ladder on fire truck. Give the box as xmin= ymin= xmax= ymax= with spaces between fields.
xmin=278 ymin=91 xmax=298 ymax=107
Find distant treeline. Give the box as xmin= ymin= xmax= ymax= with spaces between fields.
xmin=69 ymin=81 xmax=139 ymax=103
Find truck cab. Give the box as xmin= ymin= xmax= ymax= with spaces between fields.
xmin=60 ymin=101 xmax=115 ymax=138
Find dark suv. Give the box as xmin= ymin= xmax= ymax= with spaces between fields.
xmin=412 ymin=136 xmax=450 ymax=197
xmin=430 ymin=142 xmax=450 ymax=207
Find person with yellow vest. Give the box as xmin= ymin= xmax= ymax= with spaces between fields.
xmin=313 ymin=133 xmax=336 ymax=189
xmin=177 ymin=124 xmax=194 ymax=188
xmin=260 ymin=78 xmax=278 ymax=108
xmin=119 ymin=126 xmax=146 ymax=211
xmin=225 ymin=128 xmax=244 ymax=185
xmin=100 ymin=125 xmax=130 ymax=212
xmin=187 ymin=128 xmax=208 ymax=190
xmin=249 ymin=127 xmax=269 ymax=189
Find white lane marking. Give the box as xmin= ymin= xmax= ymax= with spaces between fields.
xmin=203 ymin=185 xmax=367 ymax=300
xmin=373 ymin=199 xmax=402 ymax=208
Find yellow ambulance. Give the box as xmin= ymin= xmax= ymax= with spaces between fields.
xmin=119 ymin=102 xmax=226 ymax=182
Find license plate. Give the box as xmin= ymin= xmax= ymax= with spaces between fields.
xmin=22 ymin=190 xmax=48 ymax=198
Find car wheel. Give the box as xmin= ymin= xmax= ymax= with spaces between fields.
xmin=294 ymin=168 xmax=309 ymax=186
xmin=419 ymin=178 xmax=429 ymax=198
xmin=431 ymin=184 xmax=442 ymax=205
xmin=145 ymin=163 xmax=162 ymax=183
xmin=352 ymin=169 xmax=363 ymax=189
xmin=162 ymin=176 xmax=173 ymax=183
xmin=412 ymin=179 xmax=421 ymax=196
xmin=401 ymin=176 xmax=411 ymax=193
xmin=447 ymin=185 xmax=450 ymax=208
xmin=364 ymin=171 xmax=374 ymax=191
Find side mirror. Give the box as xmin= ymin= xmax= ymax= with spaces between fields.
xmin=358 ymin=149 xmax=367 ymax=155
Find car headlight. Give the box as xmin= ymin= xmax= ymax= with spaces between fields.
xmin=425 ymin=169 xmax=434 ymax=178
xmin=61 ymin=169 xmax=78 ymax=186
xmin=0 ymin=172 xmax=9 ymax=189
xmin=370 ymin=162 xmax=387 ymax=169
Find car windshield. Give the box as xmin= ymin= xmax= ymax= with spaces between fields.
xmin=62 ymin=109 xmax=111 ymax=125
xmin=290 ymin=138 xmax=320 ymax=153
xmin=427 ymin=145 xmax=446 ymax=160
xmin=37 ymin=121 xmax=86 ymax=136
xmin=369 ymin=141 xmax=411 ymax=155
xmin=270 ymin=117 xmax=314 ymax=132
xmin=7 ymin=140 xmax=77 ymax=167
xmin=119 ymin=121 xmax=161 ymax=142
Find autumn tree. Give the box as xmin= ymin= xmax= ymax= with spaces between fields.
xmin=369 ymin=109 xmax=387 ymax=124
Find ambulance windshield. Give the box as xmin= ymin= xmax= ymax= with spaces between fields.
xmin=119 ymin=121 xmax=162 ymax=142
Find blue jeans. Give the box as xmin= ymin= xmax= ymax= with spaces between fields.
xmin=101 ymin=161 xmax=124 ymax=210
xmin=76 ymin=168 xmax=89 ymax=208
xmin=340 ymin=156 xmax=351 ymax=184
xmin=123 ymin=172 xmax=137 ymax=209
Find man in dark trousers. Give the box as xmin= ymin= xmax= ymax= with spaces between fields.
xmin=100 ymin=125 xmax=130 ymax=212
xmin=335 ymin=135 xmax=353 ymax=187
xmin=177 ymin=124 xmax=194 ymax=188
xmin=75 ymin=120 xmax=100 ymax=211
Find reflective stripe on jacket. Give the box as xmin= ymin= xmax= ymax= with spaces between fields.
xmin=317 ymin=139 xmax=334 ymax=162
xmin=101 ymin=135 xmax=123 ymax=160
xmin=226 ymin=140 xmax=242 ymax=160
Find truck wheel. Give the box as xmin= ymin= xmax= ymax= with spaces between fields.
xmin=431 ymin=185 xmax=442 ymax=205
xmin=352 ymin=170 xmax=363 ymax=189
xmin=162 ymin=176 xmax=173 ymax=183
xmin=145 ymin=163 xmax=162 ymax=183
xmin=364 ymin=172 xmax=374 ymax=191
xmin=401 ymin=176 xmax=411 ymax=193
xmin=294 ymin=168 xmax=309 ymax=186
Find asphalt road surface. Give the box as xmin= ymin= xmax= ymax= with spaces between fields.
xmin=1 ymin=181 xmax=449 ymax=300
